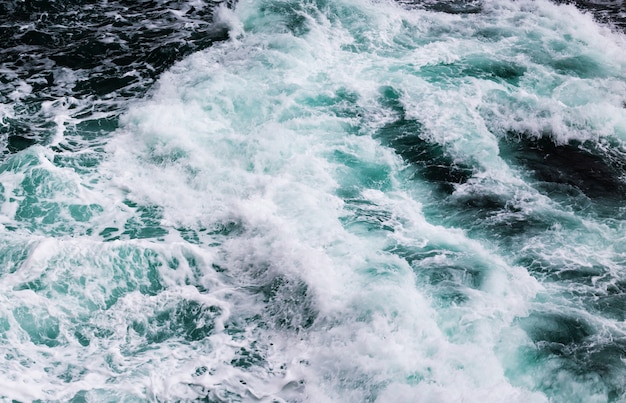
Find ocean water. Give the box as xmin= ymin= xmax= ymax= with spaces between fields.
xmin=1 ymin=0 xmax=626 ymax=401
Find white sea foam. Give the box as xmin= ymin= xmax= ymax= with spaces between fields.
xmin=1 ymin=0 xmax=626 ymax=400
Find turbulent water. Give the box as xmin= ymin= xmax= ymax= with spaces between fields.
xmin=1 ymin=0 xmax=626 ymax=401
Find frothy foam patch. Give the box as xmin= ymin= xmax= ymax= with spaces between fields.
xmin=89 ymin=1 xmax=549 ymax=399
xmin=1 ymin=0 xmax=626 ymax=400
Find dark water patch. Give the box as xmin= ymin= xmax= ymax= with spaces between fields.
xmin=376 ymin=86 xmax=475 ymax=195
xmin=418 ymin=263 xmax=485 ymax=289
xmin=178 ymin=227 xmax=201 ymax=244
xmin=0 ymin=244 xmax=30 ymax=275
xmin=553 ymin=0 xmax=626 ymax=31
xmin=499 ymin=134 xmax=626 ymax=198
xmin=70 ymin=390 xmax=90 ymax=403
xmin=131 ymin=300 xmax=221 ymax=344
xmin=231 ymin=345 xmax=266 ymax=369
xmin=475 ymin=214 xmax=554 ymax=242
xmin=99 ymin=227 xmax=120 ymax=241
xmin=474 ymin=27 xmax=516 ymax=41
xmin=53 ymin=151 xmax=104 ymax=175
xmin=125 ymin=248 xmax=165 ymax=297
xmin=122 ymin=203 xmax=168 ymax=239
xmin=417 ymin=263 xmax=487 ymax=306
xmin=533 ymin=182 xmax=596 ymax=214
xmin=384 ymin=242 xmax=447 ymax=267
xmin=147 ymin=143 xmax=189 ymax=166
xmin=73 ymin=75 xmax=140 ymax=98
xmin=397 ymin=0 xmax=482 ymax=14
xmin=0 ymin=0 xmax=231 ymax=155
xmin=301 ymin=87 xmax=361 ymax=122
xmin=546 ymin=273 xmax=626 ymax=325
xmin=390 ymin=133 xmax=475 ymax=194
xmin=220 ymin=251 xmax=319 ymax=333
xmin=419 ymin=58 xmax=526 ymax=86
xmin=7 ymin=135 xmax=38 ymax=154
xmin=438 ymin=189 xmax=509 ymax=228
xmin=589 ymin=293 xmax=626 ymax=321
xmin=499 ymin=134 xmax=626 ymax=215
xmin=58 ymin=364 xmax=88 ymax=384
xmin=568 ymin=339 xmax=626 ymax=378
xmin=73 ymin=327 xmax=92 ymax=347
xmin=520 ymin=310 xmax=626 ymax=399
xmin=256 ymin=1 xmax=311 ymax=36
xmin=521 ymin=311 xmax=593 ymax=347
xmin=446 ymin=188 xmax=511 ymax=218
xmin=513 ymin=250 xmax=626 ymax=333
xmin=341 ymin=199 xmax=395 ymax=234
xmin=551 ymin=55 xmax=607 ymax=78
xmin=258 ymin=275 xmax=318 ymax=332
xmin=207 ymin=219 xmax=246 ymax=238
xmin=588 ymin=280 xmax=626 ymax=321
xmin=431 ymin=288 xmax=471 ymax=305
xmin=431 ymin=187 xmax=579 ymax=251
xmin=514 ymin=253 xmax=606 ymax=284
xmin=1 ymin=117 xmax=55 ymax=157
xmin=387 ymin=241 xmax=488 ymax=306
xmin=518 ymin=349 xmax=626 ymax=402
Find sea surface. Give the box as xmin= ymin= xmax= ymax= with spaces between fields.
xmin=1 ymin=0 xmax=626 ymax=401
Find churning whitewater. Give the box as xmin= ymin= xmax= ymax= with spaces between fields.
xmin=1 ymin=0 xmax=626 ymax=401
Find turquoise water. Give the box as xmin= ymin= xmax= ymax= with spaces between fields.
xmin=1 ymin=0 xmax=626 ymax=401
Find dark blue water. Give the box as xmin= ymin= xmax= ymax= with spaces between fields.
xmin=1 ymin=0 xmax=230 ymax=155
